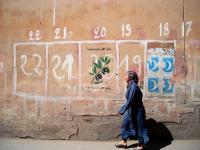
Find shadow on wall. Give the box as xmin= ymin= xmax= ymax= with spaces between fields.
xmin=145 ymin=118 xmax=173 ymax=150
xmin=127 ymin=118 xmax=173 ymax=150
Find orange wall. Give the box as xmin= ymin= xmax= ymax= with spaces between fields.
xmin=0 ymin=0 xmax=200 ymax=139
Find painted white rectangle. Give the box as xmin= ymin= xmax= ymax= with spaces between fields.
xmin=13 ymin=39 xmax=176 ymax=100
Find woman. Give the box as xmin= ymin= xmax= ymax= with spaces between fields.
xmin=115 ymin=71 xmax=149 ymax=150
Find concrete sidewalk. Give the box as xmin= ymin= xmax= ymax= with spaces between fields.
xmin=0 ymin=138 xmax=200 ymax=150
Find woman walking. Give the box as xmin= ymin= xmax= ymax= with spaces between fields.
xmin=115 ymin=71 xmax=149 ymax=150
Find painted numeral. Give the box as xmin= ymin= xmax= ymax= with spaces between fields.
xmin=133 ymin=55 xmax=141 ymax=76
xmin=20 ymin=55 xmax=32 ymax=76
xmin=159 ymin=23 xmax=170 ymax=37
xmin=51 ymin=54 xmax=74 ymax=81
xmin=54 ymin=26 xmax=67 ymax=39
xmin=121 ymin=24 xmax=131 ymax=37
xmin=182 ymin=21 xmax=192 ymax=37
xmin=29 ymin=30 xmax=41 ymax=41
xmin=94 ymin=27 xmax=106 ymax=39
xmin=33 ymin=54 xmax=42 ymax=75
xmin=20 ymin=54 xmax=42 ymax=76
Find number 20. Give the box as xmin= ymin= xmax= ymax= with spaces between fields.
xmin=94 ymin=27 xmax=106 ymax=39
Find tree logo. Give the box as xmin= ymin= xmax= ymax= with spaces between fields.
xmin=89 ymin=55 xmax=111 ymax=84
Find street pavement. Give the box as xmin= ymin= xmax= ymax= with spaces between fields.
xmin=0 ymin=138 xmax=200 ymax=150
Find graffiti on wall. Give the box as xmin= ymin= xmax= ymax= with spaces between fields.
xmin=13 ymin=40 xmax=175 ymax=100
xmin=89 ymin=55 xmax=111 ymax=85
xmin=146 ymin=45 xmax=175 ymax=95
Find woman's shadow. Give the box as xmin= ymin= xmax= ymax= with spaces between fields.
xmin=127 ymin=118 xmax=173 ymax=150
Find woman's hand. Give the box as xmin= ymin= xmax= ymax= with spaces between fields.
xmin=118 ymin=111 xmax=122 ymax=116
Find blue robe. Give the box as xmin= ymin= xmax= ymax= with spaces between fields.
xmin=119 ymin=80 xmax=149 ymax=144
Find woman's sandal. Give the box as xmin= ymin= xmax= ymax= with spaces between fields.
xmin=134 ymin=146 xmax=143 ymax=150
xmin=115 ymin=143 xmax=127 ymax=148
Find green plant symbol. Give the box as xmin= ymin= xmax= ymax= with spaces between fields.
xmin=89 ymin=55 xmax=111 ymax=84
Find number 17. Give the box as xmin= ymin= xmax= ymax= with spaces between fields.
xmin=182 ymin=21 xmax=192 ymax=37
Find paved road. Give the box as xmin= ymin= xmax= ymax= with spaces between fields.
xmin=0 ymin=138 xmax=200 ymax=150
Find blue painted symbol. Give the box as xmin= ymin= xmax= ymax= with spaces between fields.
xmin=163 ymin=79 xmax=174 ymax=94
xmin=162 ymin=57 xmax=174 ymax=73
xmin=147 ymin=56 xmax=159 ymax=72
xmin=148 ymin=77 xmax=159 ymax=93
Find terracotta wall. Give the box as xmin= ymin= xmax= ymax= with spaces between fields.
xmin=0 ymin=0 xmax=200 ymax=139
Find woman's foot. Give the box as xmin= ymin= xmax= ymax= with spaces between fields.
xmin=134 ymin=144 xmax=143 ymax=150
xmin=115 ymin=140 xmax=127 ymax=148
